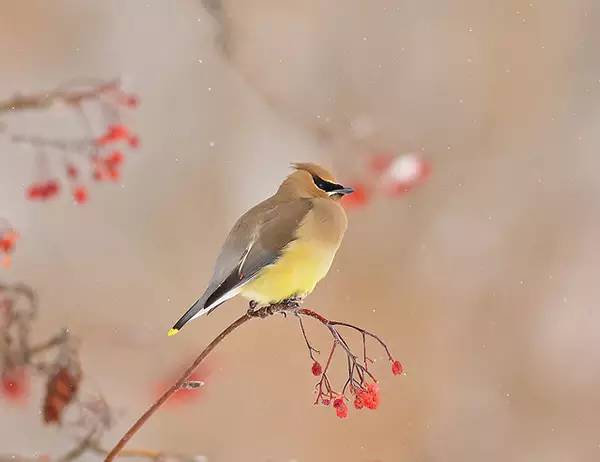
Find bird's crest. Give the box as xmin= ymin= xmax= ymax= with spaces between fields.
xmin=291 ymin=163 xmax=336 ymax=182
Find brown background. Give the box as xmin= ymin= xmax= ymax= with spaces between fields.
xmin=1 ymin=1 xmax=600 ymax=461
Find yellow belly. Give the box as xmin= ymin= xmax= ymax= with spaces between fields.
xmin=240 ymin=239 xmax=336 ymax=304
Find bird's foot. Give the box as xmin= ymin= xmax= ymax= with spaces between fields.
xmin=247 ymin=301 xmax=275 ymax=319
xmin=247 ymin=297 xmax=303 ymax=319
xmin=246 ymin=300 xmax=263 ymax=318
xmin=265 ymin=305 xmax=278 ymax=316
xmin=280 ymin=296 xmax=303 ymax=317
xmin=282 ymin=296 xmax=303 ymax=309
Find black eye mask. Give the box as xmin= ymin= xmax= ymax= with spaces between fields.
xmin=312 ymin=175 xmax=344 ymax=193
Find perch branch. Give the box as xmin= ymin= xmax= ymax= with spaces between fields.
xmin=105 ymin=302 xmax=396 ymax=460
xmin=104 ymin=312 xmax=253 ymax=462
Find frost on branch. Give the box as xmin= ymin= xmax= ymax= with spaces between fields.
xmin=0 ymin=79 xmax=140 ymax=205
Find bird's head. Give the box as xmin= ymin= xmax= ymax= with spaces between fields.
xmin=281 ymin=163 xmax=354 ymax=200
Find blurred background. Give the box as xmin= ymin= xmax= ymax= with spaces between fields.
xmin=1 ymin=1 xmax=600 ymax=461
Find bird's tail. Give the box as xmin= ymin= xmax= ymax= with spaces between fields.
xmin=168 ymin=297 xmax=209 ymax=336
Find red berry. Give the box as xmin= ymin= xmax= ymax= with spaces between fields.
xmin=364 ymin=383 xmax=380 ymax=410
xmin=26 ymin=184 xmax=41 ymax=200
xmin=107 ymin=124 xmax=129 ymax=139
xmin=355 ymin=383 xmax=380 ymax=410
xmin=66 ymin=164 xmax=78 ymax=179
xmin=311 ymin=361 xmax=322 ymax=376
xmin=321 ymin=398 xmax=330 ymax=406
xmin=39 ymin=184 xmax=50 ymax=199
xmin=1 ymin=367 xmax=29 ymax=403
xmin=353 ymin=395 xmax=364 ymax=409
xmin=42 ymin=180 xmax=59 ymax=198
xmin=125 ymin=95 xmax=139 ymax=108
xmin=391 ymin=360 xmax=403 ymax=376
xmin=0 ymin=255 xmax=11 ymax=268
xmin=107 ymin=167 xmax=121 ymax=181
xmin=0 ymin=232 xmax=17 ymax=253
xmin=128 ymin=135 xmax=140 ymax=148
xmin=97 ymin=124 xmax=129 ymax=145
xmin=92 ymin=168 xmax=105 ymax=181
xmin=95 ymin=137 xmax=108 ymax=147
xmin=333 ymin=398 xmax=348 ymax=418
xmin=73 ymin=186 xmax=88 ymax=204
xmin=106 ymin=151 xmax=124 ymax=167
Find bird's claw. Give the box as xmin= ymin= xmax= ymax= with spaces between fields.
xmin=247 ymin=297 xmax=303 ymax=319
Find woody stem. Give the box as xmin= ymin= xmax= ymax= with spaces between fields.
xmin=104 ymin=313 xmax=252 ymax=462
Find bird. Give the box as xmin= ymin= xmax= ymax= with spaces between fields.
xmin=168 ymin=163 xmax=354 ymax=336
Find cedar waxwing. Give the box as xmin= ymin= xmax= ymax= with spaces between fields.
xmin=168 ymin=163 xmax=354 ymax=336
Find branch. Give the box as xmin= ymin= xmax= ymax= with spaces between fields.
xmin=105 ymin=301 xmax=401 ymax=460
xmin=27 ymin=329 xmax=69 ymax=358
xmin=57 ymin=431 xmax=97 ymax=462
xmin=1 ymin=280 xmax=186 ymax=462
xmin=0 ymin=81 xmax=119 ymax=114
xmin=0 ymin=79 xmax=139 ymax=205
xmin=89 ymin=442 xmax=164 ymax=460
xmin=105 ymin=301 xmax=303 ymax=461
xmin=104 ymin=312 xmax=253 ymax=462
xmin=54 ymin=432 xmax=168 ymax=462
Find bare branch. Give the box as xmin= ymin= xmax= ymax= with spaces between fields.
xmin=27 ymin=329 xmax=69 ymax=358
xmin=104 ymin=312 xmax=254 ymax=462
xmin=0 ymin=81 xmax=119 ymax=114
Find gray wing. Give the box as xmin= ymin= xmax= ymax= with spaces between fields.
xmin=171 ymin=198 xmax=312 ymax=331
xmin=202 ymin=198 xmax=313 ymax=310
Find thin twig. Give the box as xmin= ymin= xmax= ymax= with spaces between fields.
xmin=298 ymin=316 xmax=319 ymax=360
xmin=27 ymin=330 xmax=69 ymax=358
xmin=57 ymin=431 xmax=97 ymax=462
xmin=0 ymin=81 xmax=119 ymax=114
xmin=314 ymin=342 xmax=337 ymax=404
xmin=89 ymin=442 xmax=164 ymax=460
xmin=330 ymin=320 xmax=394 ymax=360
xmin=9 ymin=134 xmax=93 ymax=152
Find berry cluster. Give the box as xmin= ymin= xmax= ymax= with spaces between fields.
xmin=299 ymin=309 xmax=404 ymax=419
xmin=25 ymin=122 xmax=139 ymax=205
xmin=342 ymin=152 xmax=431 ymax=209
xmin=311 ymin=356 xmax=403 ymax=419
xmin=352 ymin=382 xmax=380 ymax=411
xmin=26 ymin=180 xmax=60 ymax=201
xmin=1 ymin=80 xmax=140 ymax=206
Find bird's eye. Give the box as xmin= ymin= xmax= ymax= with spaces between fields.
xmin=312 ymin=175 xmax=339 ymax=192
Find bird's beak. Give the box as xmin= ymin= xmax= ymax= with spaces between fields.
xmin=335 ymin=186 xmax=354 ymax=196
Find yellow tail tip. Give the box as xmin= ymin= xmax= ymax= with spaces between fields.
xmin=167 ymin=328 xmax=179 ymax=337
